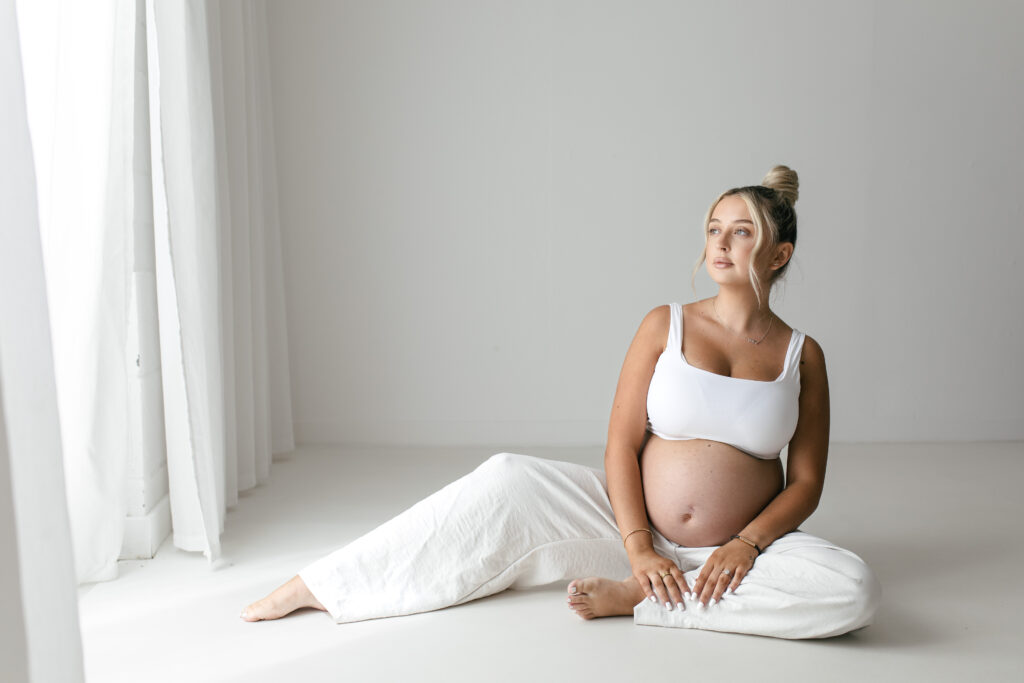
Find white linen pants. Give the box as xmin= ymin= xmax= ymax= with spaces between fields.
xmin=298 ymin=453 xmax=880 ymax=639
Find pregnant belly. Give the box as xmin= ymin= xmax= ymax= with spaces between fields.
xmin=640 ymin=434 xmax=784 ymax=547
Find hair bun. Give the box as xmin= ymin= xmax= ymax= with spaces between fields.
xmin=761 ymin=165 xmax=799 ymax=206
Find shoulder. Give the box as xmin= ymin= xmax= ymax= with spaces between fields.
xmin=798 ymin=334 xmax=827 ymax=375
xmin=641 ymin=304 xmax=671 ymax=327
xmin=631 ymin=304 xmax=671 ymax=353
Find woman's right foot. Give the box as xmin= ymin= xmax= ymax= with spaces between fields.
xmin=240 ymin=575 xmax=327 ymax=622
xmin=566 ymin=576 xmax=646 ymax=619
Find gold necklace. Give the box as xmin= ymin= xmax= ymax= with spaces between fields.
xmin=712 ymin=297 xmax=774 ymax=345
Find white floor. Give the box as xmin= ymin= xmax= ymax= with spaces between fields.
xmin=78 ymin=442 xmax=1024 ymax=683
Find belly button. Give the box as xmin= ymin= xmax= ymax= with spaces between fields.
xmin=680 ymin=513 xmax=692 ymax=523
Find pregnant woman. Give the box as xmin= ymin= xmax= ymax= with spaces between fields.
xmin=241 ymin=165 xmax=880 ymax=639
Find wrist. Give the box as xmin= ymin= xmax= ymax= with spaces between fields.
xmin=729 ymin=533 xmax=763 ymax=555
xmin=622 ymin=528 xmax=655 ymax=555
xmin=736 ymin=527 xmax=773 ymax=550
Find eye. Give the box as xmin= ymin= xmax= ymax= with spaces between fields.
xmin=736 ymin=228 xmax=750 ymax=236
xmin=708 ymin=227 xmax=720 ymax=235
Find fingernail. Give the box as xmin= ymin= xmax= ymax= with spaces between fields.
xmin=698 ymin=602 xmax=705 ymax=610
xmin=665 ymin=601 xmax=672 ymax=610
xmin=676 ymin=602 xmax=685 ymax=611
xmin=725 ymin=587 xmax=733 ymax=595
xmin=710 ymin=598 xmax=717 ymax=606
xmin=649 ymin=595 xmax=656 ymax=602
xmin=239 ymin=610 xmax=247 ymax=618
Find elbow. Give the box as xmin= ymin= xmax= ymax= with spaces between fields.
xmin=603 ymin=447 xmax=628 ymax=470
xmin=786 ymin=479 xmax=824 ymax=516
xmin=605 ymin=437 xmax=646 ymax=467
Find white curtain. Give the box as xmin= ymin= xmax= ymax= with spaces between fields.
xmin=1 ymin=0 xmax=84 ymax=678
xmin=15 ymin=0 xmax=294 ymax=584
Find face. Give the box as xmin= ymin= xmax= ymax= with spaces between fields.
xmin=705 ymin=194 xmax=758 ymax=286
xmin=704 ymin=194 xmax=792 ymax=288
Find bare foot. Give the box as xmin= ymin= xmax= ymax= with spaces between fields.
xmin=240 ymin=575 xmax=328 ymax=622
xmin=566 ymin=576 xmax=645 ymax=620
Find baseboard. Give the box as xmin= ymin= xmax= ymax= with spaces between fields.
xmin=119 ymin=494 xmax=171 ymax=560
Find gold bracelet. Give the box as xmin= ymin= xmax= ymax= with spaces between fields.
xmin=622 ymin=528 xmax=653 ymax=548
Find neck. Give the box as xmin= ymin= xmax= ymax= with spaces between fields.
xmin=712 ymin=286 xmax=772 ymax=333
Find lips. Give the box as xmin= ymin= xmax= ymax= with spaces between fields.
xmin=713 ymin=258 xmax=733 ymax=266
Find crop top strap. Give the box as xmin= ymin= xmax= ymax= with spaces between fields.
xmin=783 ymin=329 xmax=807 ymax=379
xmin=667 ymin=302 xmax=683 ymax=355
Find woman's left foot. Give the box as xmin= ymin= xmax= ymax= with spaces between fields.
xmin=566 ymin=576 xmax=645 ymax=619
xmin=240 ymin=575 xmax=327 ymax=622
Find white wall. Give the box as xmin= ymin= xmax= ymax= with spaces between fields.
xmin=266 ymin=0 xmax=1024 ymax=446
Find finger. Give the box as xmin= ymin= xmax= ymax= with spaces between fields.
xmin=636 ymin=572 xmax=656 ymax=603
xmin=690 ymin=568 xmax=710 ymax=601
xmin=648 ymin=573 xmax=671 ymax=608
xmin=728 ymin=564 xmax=749 ymax=593
xmin=711 ymin=570 xmax=732 ymax=602
xmin=658 ymin=572 xmax=682 ymax=608
xmin=672 ymin=567 xmax=691 ymax=596
xmin=697 ymin=569 xmax=719 ymax=605
xmin=665 ymin=569 xmax=686 ymax=607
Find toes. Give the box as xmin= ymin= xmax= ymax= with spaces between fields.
xmin=241 ymin=598 xmax=278 ymax=622
xmin=567 ymin=595 xmax=590 ymax=611
xmin=569 ymin=603 xmax=591 ymax=619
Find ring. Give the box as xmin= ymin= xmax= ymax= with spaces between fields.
xmin=722 ymin=568 xmax=732 ymax=576
xmin=659 ymin=570 xmax=670 ymax=578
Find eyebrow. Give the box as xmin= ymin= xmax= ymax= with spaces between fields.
xmin=708 ymin=218 xmax=753 ymax=224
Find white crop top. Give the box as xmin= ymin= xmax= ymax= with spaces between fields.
xmin=645 ymin=302 xmax=806 ymax=459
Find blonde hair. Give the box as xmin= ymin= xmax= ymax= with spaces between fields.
xmin=691 ymin=165 xmax=799 ymax=308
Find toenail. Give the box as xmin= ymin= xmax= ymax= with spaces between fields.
xmin=570 ymin=585 xmax=577 ymax=594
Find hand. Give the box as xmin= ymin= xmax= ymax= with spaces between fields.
xmin=690 ymin=539 xmax=758 ymax=606
xmin=629 ymin=548 xmax=690 ymax=610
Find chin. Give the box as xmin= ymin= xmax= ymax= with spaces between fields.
xmin=706 ymin=267 xmax=748 ymax=286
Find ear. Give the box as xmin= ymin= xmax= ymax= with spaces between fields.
xmin=770 ymin=243 xmax=794 ymax=271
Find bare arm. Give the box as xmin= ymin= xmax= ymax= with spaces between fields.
xmin=604 ymin=306 xmax=664 ymax=550
xmin=604 ymin=305 xmax=689 ymax=607
xmin=736 ymin=334 xmax=830 ymax=550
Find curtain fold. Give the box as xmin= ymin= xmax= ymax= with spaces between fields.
xmin=149 ymin=0 xmax=229 ymax=560
xmin=17 ymin=0 xmax=132 ymax=584
xmin=1 ymin=0 xmax=85 ymax=677
xmin=15 ymin=0 xmax=294 ymax=582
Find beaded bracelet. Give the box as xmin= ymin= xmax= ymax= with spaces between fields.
xmin=730 ymin=534 xmax=763 ymax=555
xmin=622 ymin=528 xmax=653 ymax=548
